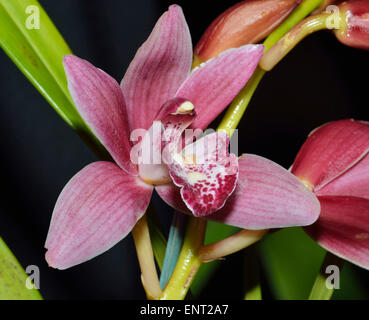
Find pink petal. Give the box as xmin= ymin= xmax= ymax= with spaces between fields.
xmin=155 ymin=182 xmax=190 ymax=214
xmin=137 ymin=98 xmax=196 ymax=185
xmin=209 ymin=154 xmax=320 ymax=229
xmin=137 ymin=121 xmax=170 ymax=185
xmin=317 ymin=153 xmax=369 ymax=200
xmin=305 ymin=196 xmax=369 ymax=270
xmin=292 ymin=119 xmax=369 ymax=191
xmin=45 ymin=162 xmax=153 ymax=269
xmin=176 ymin=44 xmax=264 ymax=130
xmin=63 ymin=55 xmax=136 ymax=175
xmin=121 ymin=5 xmax=192 ymax=131
xmin=168 ymin=132 xmax=238 ymax=216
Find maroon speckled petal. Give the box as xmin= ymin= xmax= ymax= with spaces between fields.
xmin=168 ymin=131 xmax=238 ymax=216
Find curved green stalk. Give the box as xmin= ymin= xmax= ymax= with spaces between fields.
xmin=260 ymin=13 xmax=330 ymax=71
xmin=263 ymin=0 xmax=324 ymax=51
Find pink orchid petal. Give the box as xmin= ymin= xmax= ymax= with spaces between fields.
xmin=45 ymin=162 xmax=153 ymax=269
xmin=176 ymin=44 xmax=264 ymax=130
xmin=317 ymin=153 xmax=369 ymax=200
xmin=63 ymin=55 xmax=136 ymax=175
xmin=121 ymin=5 xmax=192 ymax=131
xmin=292 ymin=119 xmax=369 ymax=191
xmin=305 ymin=196 xmax=369 ymax=270
xmin=137 ymin=98 xmax=196 ymax=185
xmin=209 ymin=154 xmax=320 ymax=229
xmin=155 ymin=182 xmax=190 ymax=214
xmin=168 ymin=132 xmax=238 ymax=216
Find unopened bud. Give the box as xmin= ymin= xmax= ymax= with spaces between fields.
xmin=195 ymin=0 xmax=301 ymax=61
xmin=334 ymin=0 xmax=369 ymax=50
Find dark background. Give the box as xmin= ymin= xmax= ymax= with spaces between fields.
xmin=0 ymin=0 xmax=368 ymax=299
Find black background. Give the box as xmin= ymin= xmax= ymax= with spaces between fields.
xmin=0 ymin=0 xmax=368 ymax=299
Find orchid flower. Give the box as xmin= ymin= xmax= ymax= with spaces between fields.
xmin=45 ymin=5 xmax=320 ymax=270
xmin=291 ymin=119 xmax=369 ymax=270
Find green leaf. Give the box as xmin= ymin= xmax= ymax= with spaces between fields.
xmin=0 ymin=237 xmax=42 ymax=300
xmin=261 ymin=227 xmax=326 ymax=299
xmin=261 ymin=227 xmax=369 ymax=300
xmin=0 ymin=0 xmax=107 ymax=158
xmin=1 ymin=0 xmax=74 ymax=125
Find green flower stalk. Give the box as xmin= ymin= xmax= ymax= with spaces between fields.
xmin=260 ymin=0 xmax=369 ymax=71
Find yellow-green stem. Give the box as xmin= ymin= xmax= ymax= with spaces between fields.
xmin=199 ymin=229 xmax=267 ymax=263
xmin=159 ymin=218 xmax=207 ymax=299
xmin=263 ymin=0 xmax=324 ymax=51
xmin=132 ymin=214 xmax=162 ymax=300
xmin=260 ymin=13 xmax=330 ymax=71
xmin=217 ymin=68 xmax=265 ymax=136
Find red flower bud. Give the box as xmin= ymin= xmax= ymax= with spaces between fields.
xmin=335 ymin=0 xmax=369 ymax=50
xmin=194 ymin=0 xmax=301 ymax=61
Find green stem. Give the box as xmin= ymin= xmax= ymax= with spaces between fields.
xmin=263 ymin=0 xmax=324 ymax=51
xmin=308 ymin=251 xmax=345 ymax=300
xmin=160 ymin=218 xmax=206 ymax=299
xmin=260 ymin=13 xmax=330 ymax=71
xmin=131 ymin=214 xmax=162 ymax=300
xmin=198 ymin=229 xmax=267 ymax=263
xmin=218 ymin=68 xmax=265 ymax=135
